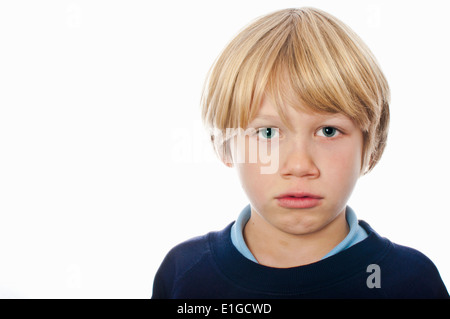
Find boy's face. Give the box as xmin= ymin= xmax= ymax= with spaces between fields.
xmin=228 ymin=96 xmax=363 ymax=236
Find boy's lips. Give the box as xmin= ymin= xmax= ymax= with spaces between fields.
xmin=275 ymin=192 xmax=323 ymax=199
xmin=275 ymin=192 xmax=323 ymax=209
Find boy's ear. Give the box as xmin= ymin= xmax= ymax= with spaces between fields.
xmin=223 ymin=161 xmax=233 ymax=168
xmin=221 ymin=150 xmax=234 ymax=168
xmin=212 ymin=135 xmax=234 ymax=168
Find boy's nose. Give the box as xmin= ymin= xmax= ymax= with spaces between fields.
xmin=279 ymin=141 xmax=320 ymax=179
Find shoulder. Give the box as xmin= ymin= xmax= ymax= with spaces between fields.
xmin=380 ymin=241 xmax=448 ymax=298
xmin=385 ymin=241 xmax=440 ymax=277
xmin=165 ymin=233 xmax=212 ymax=273
xmin=358 ymin=221 xmax=448 ymax=298
xmin=152 ymin=223 xmax=233 ymax=298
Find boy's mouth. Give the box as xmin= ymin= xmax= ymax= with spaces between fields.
xmin=275 ymin=192 xmax=323 ymax=199
xmin=275 ymin=192 xmax=323 ymax=209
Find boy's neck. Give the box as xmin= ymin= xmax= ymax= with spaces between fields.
xmin=243 ymin=208 xmax=349 ymax=268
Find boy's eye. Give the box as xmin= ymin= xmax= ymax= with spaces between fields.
xmin=317 ymin=126 xmax=340 ymax=138
xmin=257 ymin=127 xmax=279 ymax=140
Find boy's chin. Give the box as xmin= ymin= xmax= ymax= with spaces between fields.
xmin=271 ymin=210 xmax=341 ymax=237
xmin=272 ymin=217 xmax=328 ymax=236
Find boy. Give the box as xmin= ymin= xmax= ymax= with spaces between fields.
xmin=152 ymin=7 xmax=448 ymax=298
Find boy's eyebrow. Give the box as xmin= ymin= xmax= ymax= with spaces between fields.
xmin=251 ymin=114 xmax=282 ymax=121
xmin=250 ymin=112 xmax=356 ymax=129
xmin=248 ymin=114 xmax=285 ymax=127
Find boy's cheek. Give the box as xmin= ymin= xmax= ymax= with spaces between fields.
xmin=237 ymin=162 xmax=270 ymax=185
xmin=322 ymin=141 xmax=362 ymax=172
xmin=237 ymin=164 xmax=273 ymax=197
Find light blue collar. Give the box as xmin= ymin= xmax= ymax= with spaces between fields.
xmin=230 ymin=204 xmax=368 ymax=263
xmin=231 ymin=205 xmax=259 ymax=263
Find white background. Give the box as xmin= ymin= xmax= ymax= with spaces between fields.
xmin=0 ymin=0 xmax=449 ymax=298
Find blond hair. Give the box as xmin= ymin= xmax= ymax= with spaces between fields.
xmin=201 ymin=7 xmax=390 ymax=175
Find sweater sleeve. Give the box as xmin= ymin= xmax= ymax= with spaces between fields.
xmin=151 ymin=234 xmax=211 ymax=299
xmin=382 ymin=243 xmax=449 ymax=299
xmin=409 ymin=253 xmax=449 ymax=298
xmin=151 ymin=251 xmax=176 ymax=299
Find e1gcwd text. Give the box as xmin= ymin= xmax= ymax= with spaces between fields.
xmin=177 ymin=303 xmax=271 ymax=316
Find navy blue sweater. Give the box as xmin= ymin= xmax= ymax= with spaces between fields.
xmin=152 ymin=220 xmax=448 ymax=299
